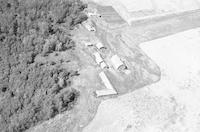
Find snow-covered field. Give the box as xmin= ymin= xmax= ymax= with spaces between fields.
xmin=83 ymin=28 xmax=200 ymax=132
xmin=89 ymin=0 xmax=200 ymax=11
xmin=119 ymin=0 xmax=200 ymax=12
xmin=87 ymin=0 xmax=200 ymax=24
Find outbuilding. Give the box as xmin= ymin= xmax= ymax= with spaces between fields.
xmin=87 ymin=12 xmax=101 ymax=17
xmin=96 ymin=42 xmax=106 ymax=50
xmin=85 ymin=8 xmax=101 ymax=17
xmin=93 ymin=52 xmax=108 ymax=69
xmin=95 ymin=89 xmax=117 ymax=97
xmin=84 ymin=41 xmax=93 ymax=47
xmin=111 ymin=55 xmax=127 ymax=70
xmin=100 ymin=62 xmax=108 ymax=69
xmin=93 ymin=52 xmax=103 ymax=64
xmin=82 ymin=20 xmax=96 ymax=32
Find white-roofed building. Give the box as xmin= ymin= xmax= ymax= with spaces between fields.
xmin=93 ymin=52 xmax=108 ymax=69
xmin=111 ymin=55 xmax=127 ymax=70
xmin=85 ymin=7 xmax=101 ymax=17
xmin=95 ymin=89 xmax=117 ymax=97
xmin=84 ymin=41 xmax=93 ymax=47
xmin=96 ymin=42 xmax=106 ymax=50
xmin=82 ymin=20 xmax=96 ymax=32
xmin=93 ymin=52 xmax=103 ymax=64
xmin=100 ymin=62 xmax=109 ymax=69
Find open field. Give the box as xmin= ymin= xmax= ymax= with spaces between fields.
xmin=95 ymin=5 xmax=126 ymax=24
xmin=86 ymin=0 xmax=200 ymax=24
xmin=92 ymin=2 xmax=200 ymax=46
xmin=122 ymin=10 xmax=200 ymax=46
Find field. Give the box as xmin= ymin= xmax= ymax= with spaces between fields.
xmin=96 ymin=5 xmax=126 ymax=24
xmin=87 ymin=0 xmax=200 ymax=24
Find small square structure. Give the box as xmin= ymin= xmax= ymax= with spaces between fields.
xmin=96 ymin=42 xmax=106 ymax=50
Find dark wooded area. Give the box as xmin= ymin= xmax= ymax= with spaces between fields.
xmin=0 ymin=0 xmax=87 ymax=131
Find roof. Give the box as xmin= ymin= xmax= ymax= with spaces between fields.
xmin=111 ymin=55 xmax=126 ymax=70
xmin=93 ymin=52 xmax=104 ymax=64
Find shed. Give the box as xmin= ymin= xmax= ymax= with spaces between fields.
xmin=93 ymin=52 xmax=108 ymax=69
xmin=93 ymin=52 xmax=103 ymax=64
xmin=95 ymin=89 xmax=117 ymax=97
xmin=84 ymin=41 xmax=93 ymax=47
xmin=82 ymin=20 xmax=96 ymax=32
xmin=87 ymin=11 xmax=100 ymax=17
xmin=100 ymin=62 xmax=109 ymax=69
xmin=85 ymin=8 xmax=98 ymax=17
xmin=111 ymin=55 xmax=127 ymax=70
xmin=96 ymin=42 xmax=106 ymax=50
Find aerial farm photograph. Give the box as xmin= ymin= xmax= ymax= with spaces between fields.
xmin=0 ymin=0 xmax=200 ymax=132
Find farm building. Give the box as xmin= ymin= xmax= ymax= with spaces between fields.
xmin=93 ymin=52 xmax=108 ymax=69
xmin=96 ymin=42 xmax=106 ymax=50
xmin=111 ymin=55 xmax=127 ymax=70
xmin=82 ymin=20 xmax=96 ymax=31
